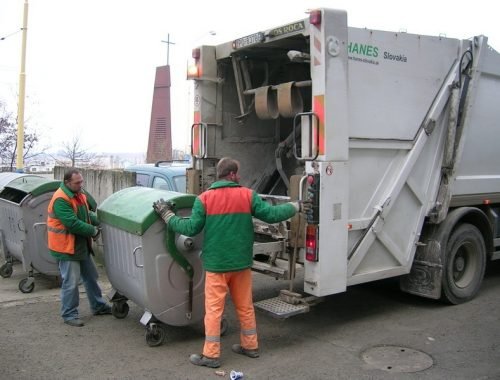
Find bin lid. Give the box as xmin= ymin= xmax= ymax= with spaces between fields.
xmin=5 ymin=176 xmax=60 ymax=196
xmin=98 ymin=186 xmax=196 ymax=235
xmin=0 ymin=173 xmax=43 ymax=192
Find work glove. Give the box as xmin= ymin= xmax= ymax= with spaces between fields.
xmin=291 ymin=200 xmax=313 ymax=213
xmin=153 ymin=198 xmax=176 ymax=224
xmin=92 ymin=227 xmax=102 ymax=241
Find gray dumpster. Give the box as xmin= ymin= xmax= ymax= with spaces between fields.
xmin=98 ymin=186 xmax=219 ymax=346
xmin=0 ymin=173 xmax=61 ymax=292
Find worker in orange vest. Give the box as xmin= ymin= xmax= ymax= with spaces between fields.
xmin=47 ymin=168 xmax=111 ymax=327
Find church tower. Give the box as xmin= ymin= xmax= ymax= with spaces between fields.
xmin=146 ymin=65 xmax=172 ymax=163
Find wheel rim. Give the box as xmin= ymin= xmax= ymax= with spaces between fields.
xmin=452 ymin=241 xmax=477 ymax=288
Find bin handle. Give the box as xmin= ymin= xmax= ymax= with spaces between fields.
xmin=132 ymin=246 xmax=144 ymax=268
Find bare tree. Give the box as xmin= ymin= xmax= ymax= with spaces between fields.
xmin=59 ymin=134 xmax=96 ymax=167
xmin=0 ymin=101 xmax=40 ymax=171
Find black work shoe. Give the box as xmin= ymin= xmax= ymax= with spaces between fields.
xmin=64 ymin=318 xmax=84 ymax=327
xmin=93 ymin=304 xmax=112 ymax=315
xmin=232 ymin=344 xmax=260 ymax=358
xmin=189 ymin=354 xmax=220 ymax=368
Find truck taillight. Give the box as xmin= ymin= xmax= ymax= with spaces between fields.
xmin=306 ymin=225 xmax=319 ymax=262
xmin=187 ymin=63 xmax=199 ymax=79
xmin=309 ymin=10 xmax=322 ymax=26
xmin=187 ymin=48 xmax=202 ymax=79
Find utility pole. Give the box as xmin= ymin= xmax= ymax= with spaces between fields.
xmin=161 ymin=33 xmax=175 ymax=66
xmin=16 ymin=0 xmax=29 ymax=172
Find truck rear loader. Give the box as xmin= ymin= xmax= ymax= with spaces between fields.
xmin=185 ymin=8 xmax=500 ymax=318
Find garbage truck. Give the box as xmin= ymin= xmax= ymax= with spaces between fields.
xmin=185 ymin=8 xmax=500 ymax=318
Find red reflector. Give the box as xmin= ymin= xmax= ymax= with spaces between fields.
xmin=192 ymin=48 xmax=201 ymax=59
xmin=306 ymin=225 xmax=318 ymax=262
xmin=309 ymin=10 xmax=322 ymax=26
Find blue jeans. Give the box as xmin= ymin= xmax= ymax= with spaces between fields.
xmin=58 ymin=255 xmax=107 ymax=321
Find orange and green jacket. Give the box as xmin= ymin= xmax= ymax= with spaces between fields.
xmin=168 ymin=180 xmax=296 ymax=272
xmin=47 ymin=184 xmax=98 ymax=261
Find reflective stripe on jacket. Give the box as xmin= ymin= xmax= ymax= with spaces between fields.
xmin=47 ymin=188 xmax=89 ymax=255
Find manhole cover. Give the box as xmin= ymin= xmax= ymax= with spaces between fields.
xmin=361 ymin=345 xmax=433 ymax=373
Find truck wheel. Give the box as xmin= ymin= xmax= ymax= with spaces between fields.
xmin=442 ymin=223 xmax=486 ymax=304
xmin=145 ymin=323 xmax=166 ymax=347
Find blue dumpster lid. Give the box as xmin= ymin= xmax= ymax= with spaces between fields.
xmin=97 ymin=186 xmax=196 ymax=235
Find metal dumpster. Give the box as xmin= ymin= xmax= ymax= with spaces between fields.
xmin=0 ymin=173 xmax=61 ymax=292
xmin=98 ymin=186 xmax=218 ymax=346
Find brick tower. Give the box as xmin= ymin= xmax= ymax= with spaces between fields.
xmin=146 ymin=65 xmax=172 ymax=163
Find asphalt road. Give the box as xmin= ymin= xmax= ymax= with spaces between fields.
xmin=0 ymin=261 xmax=499 ymax=380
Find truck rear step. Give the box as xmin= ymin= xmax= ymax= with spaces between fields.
xmin=254 ymin=290 xmax=322 ymax=319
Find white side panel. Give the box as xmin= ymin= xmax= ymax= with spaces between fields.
xmin=347 ymin=108 xmax=448 ymax=285
xmin=346 ymin=28 xmax=460 ymax=140
xmin=453 ymin=42 xmax=500 ymax=196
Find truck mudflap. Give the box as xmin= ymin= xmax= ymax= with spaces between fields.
xmin=400 ymin=240 xmax=443 ymax=299
xmin=254 ymin=290 xmax=323 ymax=319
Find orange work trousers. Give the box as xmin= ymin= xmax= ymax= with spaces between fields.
xmin=203 ymin=268 xmax=258 ymax=358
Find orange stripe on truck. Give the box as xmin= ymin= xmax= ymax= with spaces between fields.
xmin=193 ymin=111 xmax=201 ymax=156
xmin=313 ymin=95 xmax=325 ymax=155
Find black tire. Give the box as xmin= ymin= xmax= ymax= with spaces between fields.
xmin=112 ymin=301 xmax=129 ymax=319
xmin=442 ymin=223 xmax=486 ymax=304
xmin=18 ymin=278 xmax=35 ymax=293
xmin=145 ymin=323 xmax=166 ymax=347
xmin=0 ymin=263 xmax=13 ymax=278
xmin=220 ymin=317 xmax=229 ymax=336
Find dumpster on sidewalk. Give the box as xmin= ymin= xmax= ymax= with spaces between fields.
xmin=98 ymin=186 xmax=225 ymax=346
xmin=0 ymin=173 xmax=61 ymax=292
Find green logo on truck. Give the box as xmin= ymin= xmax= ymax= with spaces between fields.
xmin=348 ymin=42 xmax=379 ymax=57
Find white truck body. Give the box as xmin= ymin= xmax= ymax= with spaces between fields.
xmin=187 ymin=9 xmax=500 ymax=317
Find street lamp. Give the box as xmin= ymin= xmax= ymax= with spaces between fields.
xmin=16 ymin=0 xmax=29 ymax=173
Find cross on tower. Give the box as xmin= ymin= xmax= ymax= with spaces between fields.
xmin=161 ymin=33 xmax=176 ymax=66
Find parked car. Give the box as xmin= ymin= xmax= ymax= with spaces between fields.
xmin=124 ymin=161 xmax=189 ymax=193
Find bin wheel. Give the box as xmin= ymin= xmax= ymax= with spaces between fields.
xmin=112 ymin=301 xmax=129 ymax=319
xmin=0 ymin=263 xmax=13 ymax=278
xmin=19 ymin=278 xmax=35 ymax=293
xmin=220 ymin=317 xmax=229 ymax=336
xmin=145 ymin=323 xmax=167 ymax=347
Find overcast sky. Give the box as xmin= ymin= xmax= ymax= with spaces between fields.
xmin=1 ymin=0 xmax=498 ymax=154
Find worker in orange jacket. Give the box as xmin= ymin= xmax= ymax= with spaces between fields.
xmin=154 ymin=157 xmax=310 ymax=368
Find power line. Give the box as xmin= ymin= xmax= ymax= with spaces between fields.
xmin=0 ymin=28 xmax=22 ymax=41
